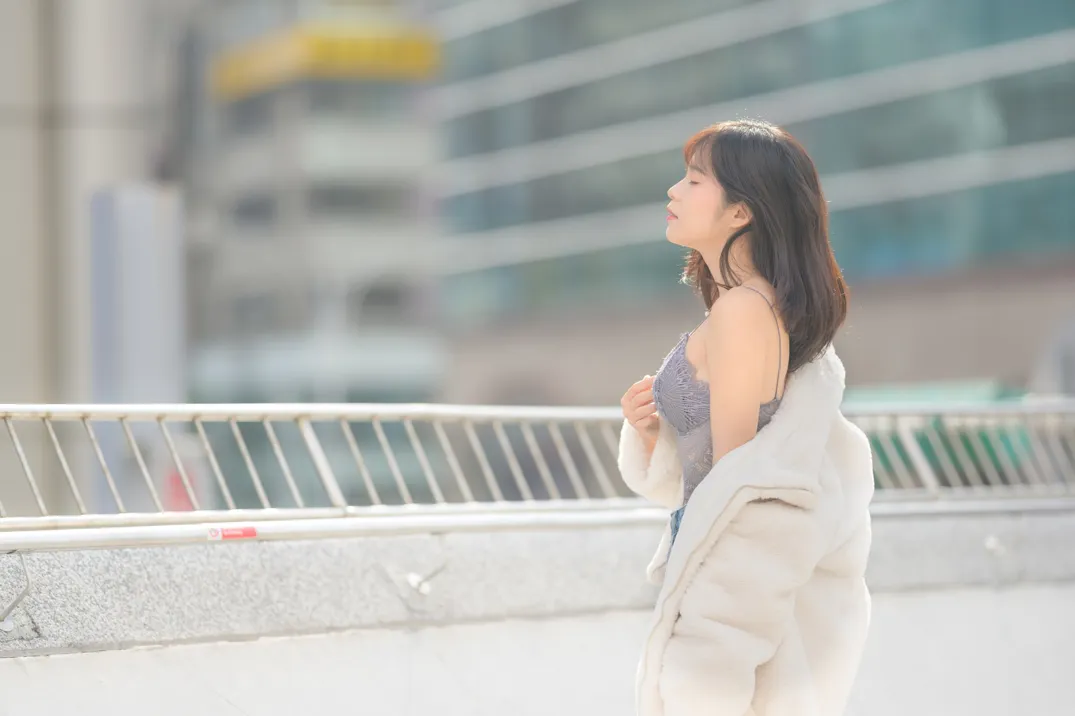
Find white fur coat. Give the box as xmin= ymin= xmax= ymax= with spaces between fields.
xmin=618 ymin=345 xmax=874 ymax=716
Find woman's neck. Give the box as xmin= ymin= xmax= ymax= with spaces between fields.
xmin=700 ymin=235 xmax=757 ymax=290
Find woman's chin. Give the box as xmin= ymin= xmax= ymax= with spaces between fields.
xmin=665 ymin=224 xmax=686 ymax=246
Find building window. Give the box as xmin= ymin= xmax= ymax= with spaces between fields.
xmin=232 ymin=292 xmax=280 ymax=337
xmin=347 ymin=281 xmax=410 ymax=326
xmin=308 ymin=182 xmax=414 ymax=219
xmin=306 ymin=80 xmax=416 ymax=119
xmin=232 ymin=193 xmax=277 ymax=227
xmin=224 ymin=92 xmax=274 ymax=136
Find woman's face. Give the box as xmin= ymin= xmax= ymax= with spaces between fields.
xmin=665 ymin=154 xmax=750 ymax=252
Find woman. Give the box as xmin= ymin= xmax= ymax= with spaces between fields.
xmin=618 ymin=120 xmax=874 ymax=716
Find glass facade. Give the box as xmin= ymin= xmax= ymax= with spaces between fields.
xmin=830 ymin=171 xmax=1075 ymax=280
xmin=445 ymin=61 xmax=1075 ymax=233
xmin=443 ymin=0 xmax=1075 ymax=158
xmin=438 ymin=0 xmax=1075 ymax=324
xmin=443 ymin=0 xmax=736 ymax=83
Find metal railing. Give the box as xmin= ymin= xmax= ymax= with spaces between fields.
xmin=0 ymin=400 xmax=1071 ymax=529
xmin=2 ymin=400 xmax=1072 ymax=629
xmin=851 ymin=400 xmax=1075 ymax=499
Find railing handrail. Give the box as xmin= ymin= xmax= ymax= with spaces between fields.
xmin=0 ymin=403 xmax=621 ymax=422
xmin=0 ymin=498 xmax=647 ymax=532
xmin=3 ymin=496 xmax=1075 ymax=554
xmin=0 ymin=398 xmax=1073 ymax=421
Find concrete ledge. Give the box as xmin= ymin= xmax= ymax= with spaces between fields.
xmin=3 ymin=585 xmax=1075 ymax=716
xmin=2 ymin=505 xmax=1075 ymax=656
xmin=866 ymin=507 xmax=1075 ymax=589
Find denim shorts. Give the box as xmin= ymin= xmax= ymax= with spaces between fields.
xmin=668 ymin=505 xmax=686 ymax=554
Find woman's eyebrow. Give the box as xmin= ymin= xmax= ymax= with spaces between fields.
xmin=687 ymin=162 xmax=706 ymax=173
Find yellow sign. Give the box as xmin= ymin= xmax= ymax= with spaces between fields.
xmin=210 ymin=25 xmax=440 ymax=100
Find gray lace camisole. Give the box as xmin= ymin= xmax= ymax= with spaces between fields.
xmin=652 ymin=287 xmax=784 ymax=546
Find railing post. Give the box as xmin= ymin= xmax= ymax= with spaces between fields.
xmin=896 ymin=416 xmax=940 ymax=496
xmin=298 ymin=418 xmax=348 ymax=509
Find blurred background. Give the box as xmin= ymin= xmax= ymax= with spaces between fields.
xmin=2 ymin=0 xmax=1074 ymax=410
xmin=3 ymin=4 xmax=1075 ymax=708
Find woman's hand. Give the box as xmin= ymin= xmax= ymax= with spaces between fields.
xmin=621 ymin=375 xmax=660 ymax=451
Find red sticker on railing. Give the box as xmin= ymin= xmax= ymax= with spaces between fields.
xmin=208 ymin=526 xmax=258 ymax=541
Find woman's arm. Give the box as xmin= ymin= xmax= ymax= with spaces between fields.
xmin=703 ymin=286 xmax=780 ymax=466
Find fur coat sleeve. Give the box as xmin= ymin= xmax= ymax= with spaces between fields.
xmin=616 ymin=418 xmax=683 ymax=510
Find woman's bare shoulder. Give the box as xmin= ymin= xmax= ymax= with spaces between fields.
xmin=705 ymin=286 xmax=775 ymax=343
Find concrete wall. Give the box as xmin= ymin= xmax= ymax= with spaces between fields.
xmin=2 ymin=502 xmax=1075 ymax=714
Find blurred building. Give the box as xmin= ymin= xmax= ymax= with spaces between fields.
xmin=0 ymin=0 xmax=166 ymax=405
xmin=154 ymin=0 xmax=450 ymax=506
xmin=432 ymin=0 xmax=1075 ymax=405
xmin=0 ymin=0 xmax=197 ymax=513
xmin=169 ymin=0 xmax=445 ymax=405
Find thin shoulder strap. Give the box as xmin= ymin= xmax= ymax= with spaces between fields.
xmin=740 ymin=285 xmax=783 ymax=401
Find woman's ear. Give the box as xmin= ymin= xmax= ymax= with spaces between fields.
xmin=729 ymin=201 xmax=753 ymax=230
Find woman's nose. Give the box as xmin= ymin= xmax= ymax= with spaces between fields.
xmin=667 ymin=184 xmax=677 ymax=200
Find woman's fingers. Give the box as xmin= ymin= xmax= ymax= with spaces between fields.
xmin=626 ymin=375 xmax=653 ymax=397
xmin=632 ymin=389 xmax=654 ymax=409
xmin=621 ymin=376 xmax=656 ymax=421
xmin=630 ymin=402 xmax=657 ymax=425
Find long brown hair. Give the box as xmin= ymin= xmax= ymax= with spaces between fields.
xmin=682 ymin=120 xmax=848 ymax=374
